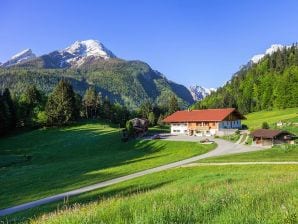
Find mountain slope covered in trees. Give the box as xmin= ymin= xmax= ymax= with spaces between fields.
xmin=193 ymin=44 xmax=298 ymax=113
xmin=0 ymin=40 xmax=194 ymax=109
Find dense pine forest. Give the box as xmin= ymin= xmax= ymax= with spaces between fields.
xmin=193 ymin=44 xmax=298 ymax=114
xmin=0 ymin=80 xmax=180 ymax=136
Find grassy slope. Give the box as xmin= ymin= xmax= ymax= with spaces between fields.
xmin=0 ymin=121 xmax=214 ymax=209
xmin=242 ymin=107 xmax=298 ymax=130
xmin=7 ymin=165 xmax=297 ymax=224
xmin=200 ymin=144 xmax=298 ymax=162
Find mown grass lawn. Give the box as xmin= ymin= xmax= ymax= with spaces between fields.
xmin=200 ymin=144 xmax=298 ymax=162
xmin=0 ymin=121 xmax=215 ymax=210
xmin=7 ymin=165 xmax=297 ymax=224
xmin=243 ymin=107 xmax=298 ymax=130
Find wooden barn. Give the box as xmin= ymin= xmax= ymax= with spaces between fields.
xmin=251 ymin=129 xmax=295 ymax=146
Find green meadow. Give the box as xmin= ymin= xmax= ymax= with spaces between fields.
xmin=200 ymin=144 xmax=298 ymax=162
xmin=6 ymin=165 xmax=297 ymax=224
xmin=0 ymin=121 xmax=214 ymax=210
xmin=242 ymin=107 xmax=298 ymax=131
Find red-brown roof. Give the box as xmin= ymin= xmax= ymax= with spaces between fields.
xmin=251 ymin=129 xmax=291 ymax=138
xmin=163 ymin=108 xmax=245 ymax=123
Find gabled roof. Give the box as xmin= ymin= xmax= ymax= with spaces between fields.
xmin=251 ymin=129 xmax=291 ymax=139
xmin=163 ymin=108 xmax=245 ymax=123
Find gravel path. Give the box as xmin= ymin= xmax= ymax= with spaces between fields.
xmin=182 ymin=161 xmax=298 ymax=167
xmin=0 ymin=137 xmax=267 ymax=216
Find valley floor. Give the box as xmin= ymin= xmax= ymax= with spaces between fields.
xmin=1 ymin=121 xmax=297 ymax=223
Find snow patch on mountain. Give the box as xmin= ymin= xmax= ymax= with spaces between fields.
xmin=189 ymin=85 xmax=216 ymax=101
xmin=250 ymin=44 xmax=288 ymax=64
xmin=1 ymin=49 xmax=36 ymax=67
xmin=61 ymin=40 xmax=116 ymax=67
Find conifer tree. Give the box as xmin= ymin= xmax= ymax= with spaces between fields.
xmin=45 ymin=80 xmax=77 ymax=126
xmin=2 ymin=88 xmax=16 ymax=129
xmin=168 ymin=95 xmax=179 ymax=115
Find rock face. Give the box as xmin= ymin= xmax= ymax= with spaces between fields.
xmin=1 ymin=49 xmax=36 ymax=67
xmin=189 ymin=85 xmax=216 ymax=101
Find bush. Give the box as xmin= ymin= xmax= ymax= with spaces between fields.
xmin=36 ymin=111 xmax=47 ymax=126
xmin=262 ymin=122 xmax=270 ymax=129
xmin=126 ymin=120 xmax=134 ymax=137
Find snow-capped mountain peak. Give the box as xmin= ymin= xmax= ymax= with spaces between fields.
xmin=63 ymin=39 xmax=116 ymax=59
xmin=1 ymin=49 xmax=36 ymax=67
xmin=250 ymin=44 xmax=287 ymax=64
xmin=0 ymin=39 xmax=117 ymax=68
xmin=189 ymin=85 xmax=216 ymax=101
xmin=56 ymin=39 xmax=116 ymax=67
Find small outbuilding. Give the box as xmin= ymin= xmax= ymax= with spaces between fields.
xmin=251 ymin=129 xmax=295 ymax=146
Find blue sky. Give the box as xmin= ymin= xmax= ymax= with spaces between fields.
xmin=1 ymin=0 xmax=298 ymax=88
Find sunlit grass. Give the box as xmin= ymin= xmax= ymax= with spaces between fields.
xmin=243 ymin=108 xmax=298 ymax=130
xmin=200 ymin=144 xmax=298 ymax=162
xmin=0 ymin=121 xmax=214 ymax=209
xmin=10 ymin=165 xmax=297 ymax=224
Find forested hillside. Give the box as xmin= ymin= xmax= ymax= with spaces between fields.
xmin=0 ymin=58 xmax=194 ymax=109
xmin=193 ymin=44 xmax=298 ymax=114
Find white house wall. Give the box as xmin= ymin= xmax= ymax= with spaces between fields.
xmin=170 ymin=123 xmax=188 ymax=134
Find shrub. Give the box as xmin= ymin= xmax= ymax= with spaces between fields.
xmin=262 ymin=122 xmax=270 ymax=129
xmin=126 ymin=120 xmax=134 ymax=137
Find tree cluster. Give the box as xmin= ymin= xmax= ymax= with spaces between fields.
xmin=193 ymin=44 xmax=298 ymax=114
xmin=138 ymin=94 xmax=180 ymax=126
xmin=1 ymin=80 xmax=180 ymax=136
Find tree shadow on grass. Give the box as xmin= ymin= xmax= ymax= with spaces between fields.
xmin=0 ymin=123 xmax=177 ymax=211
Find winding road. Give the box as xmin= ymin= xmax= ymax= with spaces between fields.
xmin=0 ymin=138 xmax=270 ymax=216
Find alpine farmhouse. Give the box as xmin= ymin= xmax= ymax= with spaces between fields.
xmin=163 ymin=108 xmax=245 ymax=136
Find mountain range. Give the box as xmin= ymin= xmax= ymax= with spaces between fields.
xmin=0 ymin=40 xmax=199 ymax=109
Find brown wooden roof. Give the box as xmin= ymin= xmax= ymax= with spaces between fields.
xmin=251 ymin=129 xmax=291 ymax=139
xmin=163 ymin=108 xmax=245 ymax=123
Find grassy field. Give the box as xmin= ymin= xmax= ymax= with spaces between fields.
xmin=5 ymin=164 xmax=297 ymax=224
xmin=200 ymin=144 xmax=298 ymax=162
xmin=242 ymin=107 xmax=298 ymax=130
xmin=0 ymin=121 xmax=215 ymax=210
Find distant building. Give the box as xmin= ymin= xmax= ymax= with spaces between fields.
xmin=276 ymin=121 xmax=284 ymax=127
xmin=163 ymin=108 xmax=245 ymax=136
xmin=251 ymin=129 xmax=295 ymax=146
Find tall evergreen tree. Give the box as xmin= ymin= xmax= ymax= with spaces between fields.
xmin=45 ymin=80 xmax=77 ymax=126
xmin=168 ymin=95 xmax=179 ymax=115
xmin=139 ymin=100 xmax=152 ymax=118
xmin=18 ymin=85 xmax=42 ymax=127
xmin=0 ymin=94 xmax=10 ymax=136
xmin=2 ymin=88 xmax=16 ymax=129
xmin=83 ymin=87 xmax=98 ymax=118
xmin=102 ymin=96 xmax=112 ymax=120
xmin=148 ymin=112 xmax=156 ymax=126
